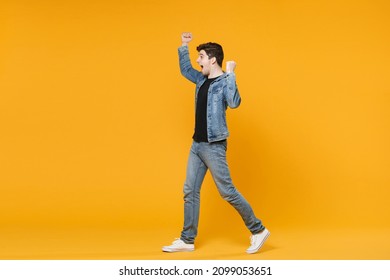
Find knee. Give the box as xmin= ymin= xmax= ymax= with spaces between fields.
xmin=183 ymin=183 xmax=199 ymax=199
xmin=219 ymin=188 xmax=239 ymax=203
xmin=183 ymin=185 xmax=191 ymax=199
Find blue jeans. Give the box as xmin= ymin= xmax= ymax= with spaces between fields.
xmin=180 ymin=140 xmax=264 ymax=244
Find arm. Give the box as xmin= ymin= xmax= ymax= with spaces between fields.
xmin=225 ymin=61 xmax=241 ymax=108
xmin=178 ymin=32 xmax=203 ymax=84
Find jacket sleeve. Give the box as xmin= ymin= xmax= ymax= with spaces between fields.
xmin=178 ymin=45 xmax=203 ymax=84
xmin=224 ymin=72 xmax=241 ymax=109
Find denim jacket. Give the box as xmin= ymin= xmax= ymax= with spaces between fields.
xmin=178 ymin=45 xmax=241 ymax=143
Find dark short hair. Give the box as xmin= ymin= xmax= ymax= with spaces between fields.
xmin=197 ymin=42 xmax=224 ymax=67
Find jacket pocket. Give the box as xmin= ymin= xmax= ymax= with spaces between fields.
xmin=212 ymin=86 xmax=224 ymax=102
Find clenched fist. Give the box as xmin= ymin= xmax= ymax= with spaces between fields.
xmin=226 ymin=61 xmax=236 ymax=73
xmin=181 ymin=32 xmax=193 ymax=46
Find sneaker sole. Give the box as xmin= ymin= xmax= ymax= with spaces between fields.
xmin=162 ymin=247 xmax=194 ymax=253
xmin=246 ymin=230 xmax=270 ymax=254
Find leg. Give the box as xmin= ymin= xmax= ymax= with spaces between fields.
xmin=200 ymin=141 xmax=264 ymax=234
xmin=180 ymin=141 xmax=208 ymax=244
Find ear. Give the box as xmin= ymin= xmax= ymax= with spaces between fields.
xmin=210 ymin=57 xmax=217 ymax=65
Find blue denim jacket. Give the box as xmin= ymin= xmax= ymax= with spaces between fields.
xmin=178 ymin=45 xmax=241 ymax=143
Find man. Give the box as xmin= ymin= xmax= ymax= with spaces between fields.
xmin=162 ymin=32 xmax=269 ymax=254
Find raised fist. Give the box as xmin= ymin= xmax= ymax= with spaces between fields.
xmin=226 ymin=61 xmax=236 ymax=73
xmin=181 ymin=32 xmax=193 ymax=45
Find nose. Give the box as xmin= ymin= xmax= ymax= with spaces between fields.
xmin=196 ymin=57 xmax=200 ymax=64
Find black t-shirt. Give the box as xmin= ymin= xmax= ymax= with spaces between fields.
xmin=193 ymin=77 xmax=217 ymax=142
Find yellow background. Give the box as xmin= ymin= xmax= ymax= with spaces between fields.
xmin=1 ymin=0 xmax=389 ymax=259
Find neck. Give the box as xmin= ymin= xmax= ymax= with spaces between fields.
xmin=208 ymin=67 xmax=224 ymax=79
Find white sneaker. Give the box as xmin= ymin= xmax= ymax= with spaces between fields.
xmin=162 ymin=238 xmax=195 ymax=252
xmin=246 ymin=228 xmax=270 ymax=254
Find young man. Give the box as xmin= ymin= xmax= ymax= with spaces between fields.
xmin=162 ymin=32 xmax=269 ymax=254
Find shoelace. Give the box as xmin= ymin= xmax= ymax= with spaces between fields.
xmin=172 ymin=238 xmax=183 ymax=245
xmin=250 ymin=235 xmax=258 ymax=245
